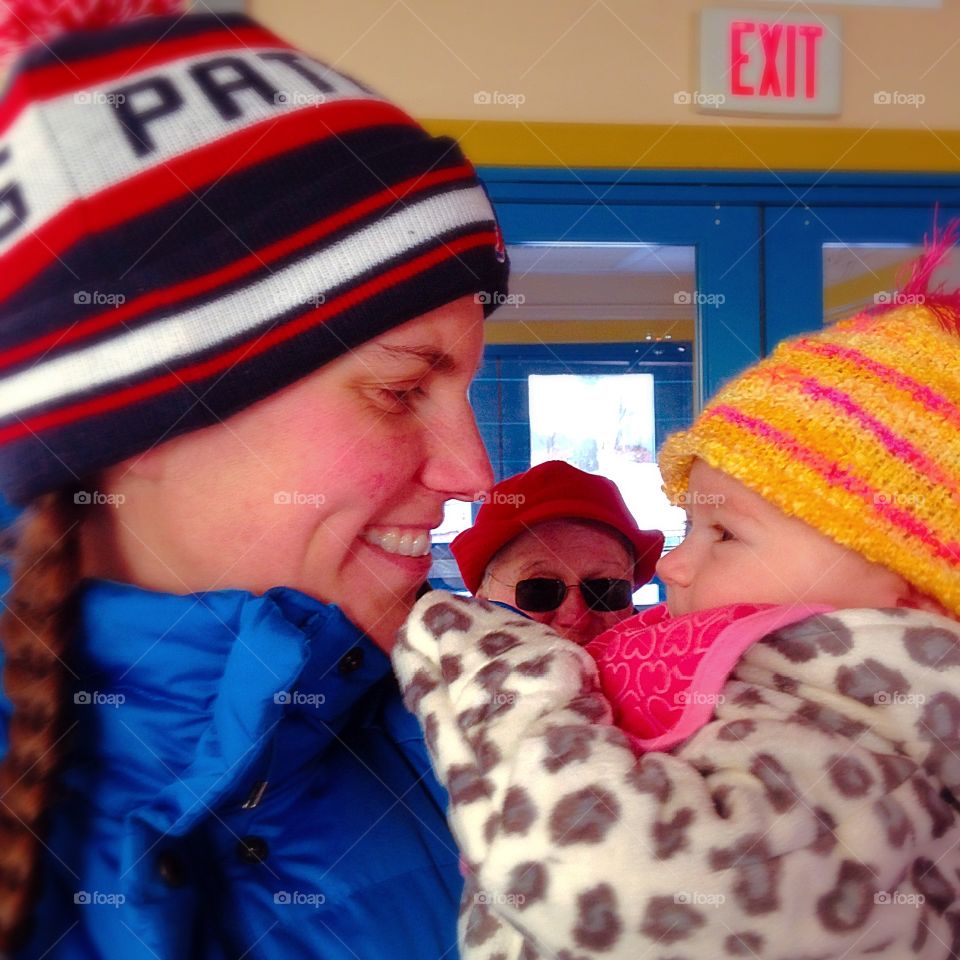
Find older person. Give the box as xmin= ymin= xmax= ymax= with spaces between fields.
xmin=0 ymin=11 xmax=506 ymax=959
xmin=451 ymin=461 xmax=664 ymax=644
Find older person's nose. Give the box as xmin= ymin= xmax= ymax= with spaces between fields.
xmin=551 ymin=583 xmax=592 ymax=628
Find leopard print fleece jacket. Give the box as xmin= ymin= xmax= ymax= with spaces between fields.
xmin=393 ymin=592 xmax=960 ymax=960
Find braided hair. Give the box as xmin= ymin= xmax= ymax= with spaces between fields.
xmin=0 ymin=491 xmax=80 ymax=950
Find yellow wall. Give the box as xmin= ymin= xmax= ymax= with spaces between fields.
xmin=252 ymin=0 xmax=960 ymax=130
xmin=2 ymin=4 xmax=953 ymax=170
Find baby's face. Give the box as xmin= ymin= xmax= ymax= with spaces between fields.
xmin=657 ymin=461 xmax=912 ymax=617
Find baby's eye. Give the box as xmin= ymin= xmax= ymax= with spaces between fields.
xmin=683 ymin=517 xmax=693 ymax=538
xmin=713 ymin=524 xmax=735 ymax=542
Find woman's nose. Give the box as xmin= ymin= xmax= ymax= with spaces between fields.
xmin=420 ymin=401 xmax=494 ymax=501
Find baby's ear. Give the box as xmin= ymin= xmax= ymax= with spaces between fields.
xmin=896 ymin=582 xmax=952 ymax=619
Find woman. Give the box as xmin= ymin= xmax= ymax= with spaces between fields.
xmin=0 ymin=11 xmax=507 ymax=959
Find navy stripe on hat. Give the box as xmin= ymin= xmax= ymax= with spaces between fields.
xmin=1 ymin=186 xmax=497 ymax=424
xmin=0 ymin=131 xmax=476 ymax=359
xmin=0 ymin=236 xmax=499 ymax=502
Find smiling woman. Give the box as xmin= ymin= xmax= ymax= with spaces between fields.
xmin=81 ymin=295 xmax=492 ymax=648
xmin=0 ymin=10 xmax=506 ymax=960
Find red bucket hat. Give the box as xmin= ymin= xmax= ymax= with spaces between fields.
xmin=451 ymin=460 xmax=665 ymax=594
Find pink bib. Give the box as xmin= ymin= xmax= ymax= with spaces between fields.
xmin=586 ymin=602 xmax=832 ymax=751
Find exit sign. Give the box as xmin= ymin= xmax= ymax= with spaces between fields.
xmin=699 ymin=9 xmax=842 ymax=115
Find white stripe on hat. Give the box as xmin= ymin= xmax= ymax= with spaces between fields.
xmin=1 ymin=47 xmax=383 ymax=259
xmin=0 ymin=184 xmax=493 ymax=420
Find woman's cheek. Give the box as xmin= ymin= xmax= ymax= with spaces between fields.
xmin=377 ymin=426 xmax=425 ymax=474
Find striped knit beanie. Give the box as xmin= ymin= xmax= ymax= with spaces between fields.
xmin=0 ymin=13 xmax=508 ymax=504
xmin=660 ymin=237 xmax=960 ymax=618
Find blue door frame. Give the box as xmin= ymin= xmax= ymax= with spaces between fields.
xmin=480 ymin=167 xmax=960 ymax=396
xmin=764 ymin=204 xmax=960 ymax=345
xmin=481 ymin=174 xmax=761 ymax=405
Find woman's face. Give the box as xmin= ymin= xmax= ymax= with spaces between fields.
xmin=94 ymin=295 xmax=492 ymax=649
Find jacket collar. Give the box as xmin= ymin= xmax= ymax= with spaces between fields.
xmin=67 ymin=579 xmax=393 ymax=831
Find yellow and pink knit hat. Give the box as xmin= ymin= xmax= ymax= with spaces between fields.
xmin=660 ymin=232 xmax=960 ymax=618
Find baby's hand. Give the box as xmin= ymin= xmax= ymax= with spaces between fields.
xmin=393 ymin=591 xmax=610 ymax=864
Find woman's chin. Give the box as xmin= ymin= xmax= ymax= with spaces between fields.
xmin=353 ymin=597 xmax=412 ymax=652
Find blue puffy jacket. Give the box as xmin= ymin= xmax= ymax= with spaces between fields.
xmin=3 ymin=580 xmax=462 ymax=959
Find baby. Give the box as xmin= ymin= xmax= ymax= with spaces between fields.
xmin=393 ymin=237 xmax=960 ymax=959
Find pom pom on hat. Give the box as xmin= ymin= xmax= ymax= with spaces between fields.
xmin=660 ymin=226 xmax=960 ymax=618
xmin=0 ymin=0 xmax=185 ymax=65
xmin=872 ymin=218 xmax=960 ymax=336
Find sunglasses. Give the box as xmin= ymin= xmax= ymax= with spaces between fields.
xmin=512 ymin=577 xmax=634 ymax=613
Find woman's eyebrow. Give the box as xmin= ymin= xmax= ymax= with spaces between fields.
xmin=372 ymin=344 xmax=456 ymax=373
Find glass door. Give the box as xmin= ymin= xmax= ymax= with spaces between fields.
xmin=764 ymin=204 xmax=960 ymax=344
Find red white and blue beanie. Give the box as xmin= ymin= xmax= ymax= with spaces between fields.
xmin=0 ymin=13 xmax=508 ymax=504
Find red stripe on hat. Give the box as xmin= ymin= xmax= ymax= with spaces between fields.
xmin=0 ymin=229 xmax=496 ymax=445
xmin=0 ymin=162 xmax=478 ymax=372
xmin=0 ymin=98 xmax=418 ymax=302
xmin=0 ymin=25 xmax=286 ymax=135
xmin=709 ymin=404 xmax=960 ymax=566
xmin=796 ymin=338 xmax=960 ymax=431
xmin=777 ymin=364 xmax=960 ymax=498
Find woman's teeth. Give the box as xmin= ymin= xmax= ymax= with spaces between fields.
xmin=363 ymin=528 xmax=432 ymax=558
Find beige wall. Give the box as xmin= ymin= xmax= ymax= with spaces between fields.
xmin=251 ymin=0 xmax=960 ymax=129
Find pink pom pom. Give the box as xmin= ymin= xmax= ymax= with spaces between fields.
xmin=0 ymin=0 xmax=186 ymax=65
xmin=869 ymin=215 xmax=960 ymax=336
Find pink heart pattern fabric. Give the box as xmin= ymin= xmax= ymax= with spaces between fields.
xmin=587 ymin=601 xmax=831 ymax=751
